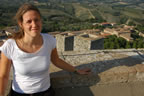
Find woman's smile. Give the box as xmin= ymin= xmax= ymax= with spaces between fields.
xmin=21 ymin=10 xmax=42 ymax=37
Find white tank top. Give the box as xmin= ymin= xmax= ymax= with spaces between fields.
xmin=0 ymin=33 xmax=56 ymax=94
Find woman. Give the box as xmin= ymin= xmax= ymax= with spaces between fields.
xmin=0 ymin=3 xmax=91 ymax=96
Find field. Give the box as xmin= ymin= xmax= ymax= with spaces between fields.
xmin=0 ymin=0 xmax=144 ymax=29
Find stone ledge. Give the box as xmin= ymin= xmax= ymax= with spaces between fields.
xmin=5 ymin=49 xmax=144 ymax=96
xmin=50 ymin=64 xmax=144 ymax=88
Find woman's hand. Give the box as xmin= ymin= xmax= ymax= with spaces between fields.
xmin=76 ymin=68 xmax=91 ymax=75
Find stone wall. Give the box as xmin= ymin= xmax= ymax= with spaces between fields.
xmin=49 ymin=49 xmax=144 ymax=96
xmin=55 ymin=34 xmax=104 ymax=52
xmin=49 ymin=49 xmax=144 ymax=87
xmin=90 ymin=38 xmax=104 ymax=50
xmin=55 ymin=34 xmax=65 ymax=52
xmin=74 ymin=36 xmax=91 ymax=51
xmin=6 ymin=49 xmax=144 ymax=96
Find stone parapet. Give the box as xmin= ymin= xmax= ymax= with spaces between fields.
xmin=50 ymin=64 xmax=144 ymax=88
xmin=50 ymin=49 xmax=144 ymax=88
xmin=6 ymin=49 xmax=144 ymax=96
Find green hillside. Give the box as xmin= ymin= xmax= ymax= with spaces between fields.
xmin=0 ymin=0 xmax=144 ymax=31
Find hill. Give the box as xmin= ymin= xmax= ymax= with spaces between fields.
xmin=36 ymin=0 xmax=144 ymax=25
xmin=0 ymin=0 xmax=144 ymax=31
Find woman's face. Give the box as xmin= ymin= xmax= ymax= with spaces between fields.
xmin=20 ymin=10 xmax=42 ymax=38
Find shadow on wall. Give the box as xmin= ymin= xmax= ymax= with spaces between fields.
xmin=50 ymin=53 xmax=144 ymax=96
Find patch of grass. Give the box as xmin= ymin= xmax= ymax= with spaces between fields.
xmin=72 ymin=3 xmax=95 ymax=20
xmin=122 ymin=7 xmax=144 ymax=19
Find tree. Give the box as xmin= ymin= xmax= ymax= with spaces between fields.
xmin=132 ymin=41 xmax=137 ymax=48
xmin=126 ymin=42 xmax=131 ymax=48
xmin=137 ymin=40 xmax=143 ymax=48
xmin=104 ymin=42 xmax=110 ymax=49
xmin=118 ymin=37 xmax=126 ymax=48
xmin=115 ymin=43 xmax=120 ymax=49
xmin=128 ymin=21 xmax=136 ymax=26
xmin=109 ymin=42 xmax=115 ymax=49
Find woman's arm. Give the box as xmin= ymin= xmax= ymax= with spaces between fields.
xmin=0 ymin=52 xmax=12 ymax=96
xmin=51 ymin=48 xmax=91 ymax=75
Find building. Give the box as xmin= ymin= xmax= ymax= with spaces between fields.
xmin=103 ymin=27 xmax=133 ymax=41
xmin=54 ymin=30 xmax=104 ymax=52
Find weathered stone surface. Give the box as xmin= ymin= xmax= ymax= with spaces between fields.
xmin=50 ymin=49 xmax=144 ymax=88
xmin=5 ymin=49 xmax=144 ymax=96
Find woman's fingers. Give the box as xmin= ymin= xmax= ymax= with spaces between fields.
xmin=77 ymin=68 xmax=92 ymax=75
